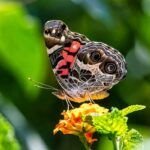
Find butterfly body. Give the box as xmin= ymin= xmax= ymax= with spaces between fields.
xmin=44 ymin=20 xmax=127 ymax=103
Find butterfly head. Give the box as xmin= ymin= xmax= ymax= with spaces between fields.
xmin=44 ymin=20 xmax=69 ymax=48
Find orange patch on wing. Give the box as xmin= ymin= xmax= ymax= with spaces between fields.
xmin=53 ymin=91 xmax=109 ymax=103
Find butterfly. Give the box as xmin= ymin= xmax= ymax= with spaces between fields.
xmin=43 ymin=20 xmax=127 ymax=103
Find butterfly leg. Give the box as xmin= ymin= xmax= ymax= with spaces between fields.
xmin=87 ymin=92 xmax=95 ymax=104
xmin=52 ymin=90 xmax=74 ymax=109
xmin=64 ymin=94 xmax=74 ymax=110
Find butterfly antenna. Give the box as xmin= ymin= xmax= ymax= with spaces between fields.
xmin=28 ymin=77 xmax=58 ymax=91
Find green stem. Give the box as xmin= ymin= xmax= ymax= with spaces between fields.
xmin=79 ymin=135 xmax=91 ymax=150
xmin=112 ymin=136 xmax=122 ymax=150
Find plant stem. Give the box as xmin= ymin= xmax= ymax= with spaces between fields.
xmin=112 ymin=136 xmax=122 ymax=150
xmin=79 ymin=135 xmax=91 ymax=150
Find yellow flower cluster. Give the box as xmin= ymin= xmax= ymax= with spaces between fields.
xmin=54 ymin=103 xmax=108 ymax=144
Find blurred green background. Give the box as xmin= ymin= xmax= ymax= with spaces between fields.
xmin=0 ymin=0 xmax=150 ymax=149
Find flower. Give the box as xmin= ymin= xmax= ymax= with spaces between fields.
xmin=53 ymin=103 xmax=108 ymax=144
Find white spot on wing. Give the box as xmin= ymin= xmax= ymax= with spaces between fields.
xmin=47 ymin=45 xmax=62 ymax=55
xmin=52 ymin=29 xmax=56 ymax=34
xmin=60 ymin=36 xmax=65 ymax=42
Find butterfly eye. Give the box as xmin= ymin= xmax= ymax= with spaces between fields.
xmin=90 ymin=51 xmax=101 ymax=63
xmin=44 ymin=29 xmax=49 ymax=35
xmin=104 ymin=62 xmax=117 ymax=74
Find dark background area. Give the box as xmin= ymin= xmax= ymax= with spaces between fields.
xmin=0 ymin=0 xmax=150 ymax=149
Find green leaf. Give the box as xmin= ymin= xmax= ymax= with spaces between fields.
xmin=0 ymin=114 xmax=20 ymax=150
xmin=92 ymin=108 xmax=128 ymax=136
xmin=122 ymin=129 xmax=143 ymax=150
xmin=121 ymin=105 xmax=146 ymax=116
xmin=0 ymin=2 xmax=47 ymax=98
xmin=90 ymin=106 xmax=145 ymax=150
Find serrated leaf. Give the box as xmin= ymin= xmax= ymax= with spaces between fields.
xmin=92 ymin=108 xmax=128 ymax=136
xmin=91 ymin=106 xmax=145 ymax=150
xmin=121 ymin=105 xmax=146 ymax=116
xmin=0 ymin=114 xmax=20 ymax=150
xmin=122 ymin=129 xmax=143 ymax=150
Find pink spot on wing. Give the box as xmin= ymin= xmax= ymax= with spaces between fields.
xmin=56 ymin=41 xmax=82 ymax=77
xmin=66 ymin=55 xmax=74 ymax=63
xmin=60 ymin=69 xmax=69 ymax=75
xmin=64 ymin=47 xmax=70 ymax=51
xmin=62 ymin=50 xmax=68 ymax=60
xmin=69 ymin=41 xmax=81 ymax=53
xmin=56 ymin=59 xmax=67 ymax=69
